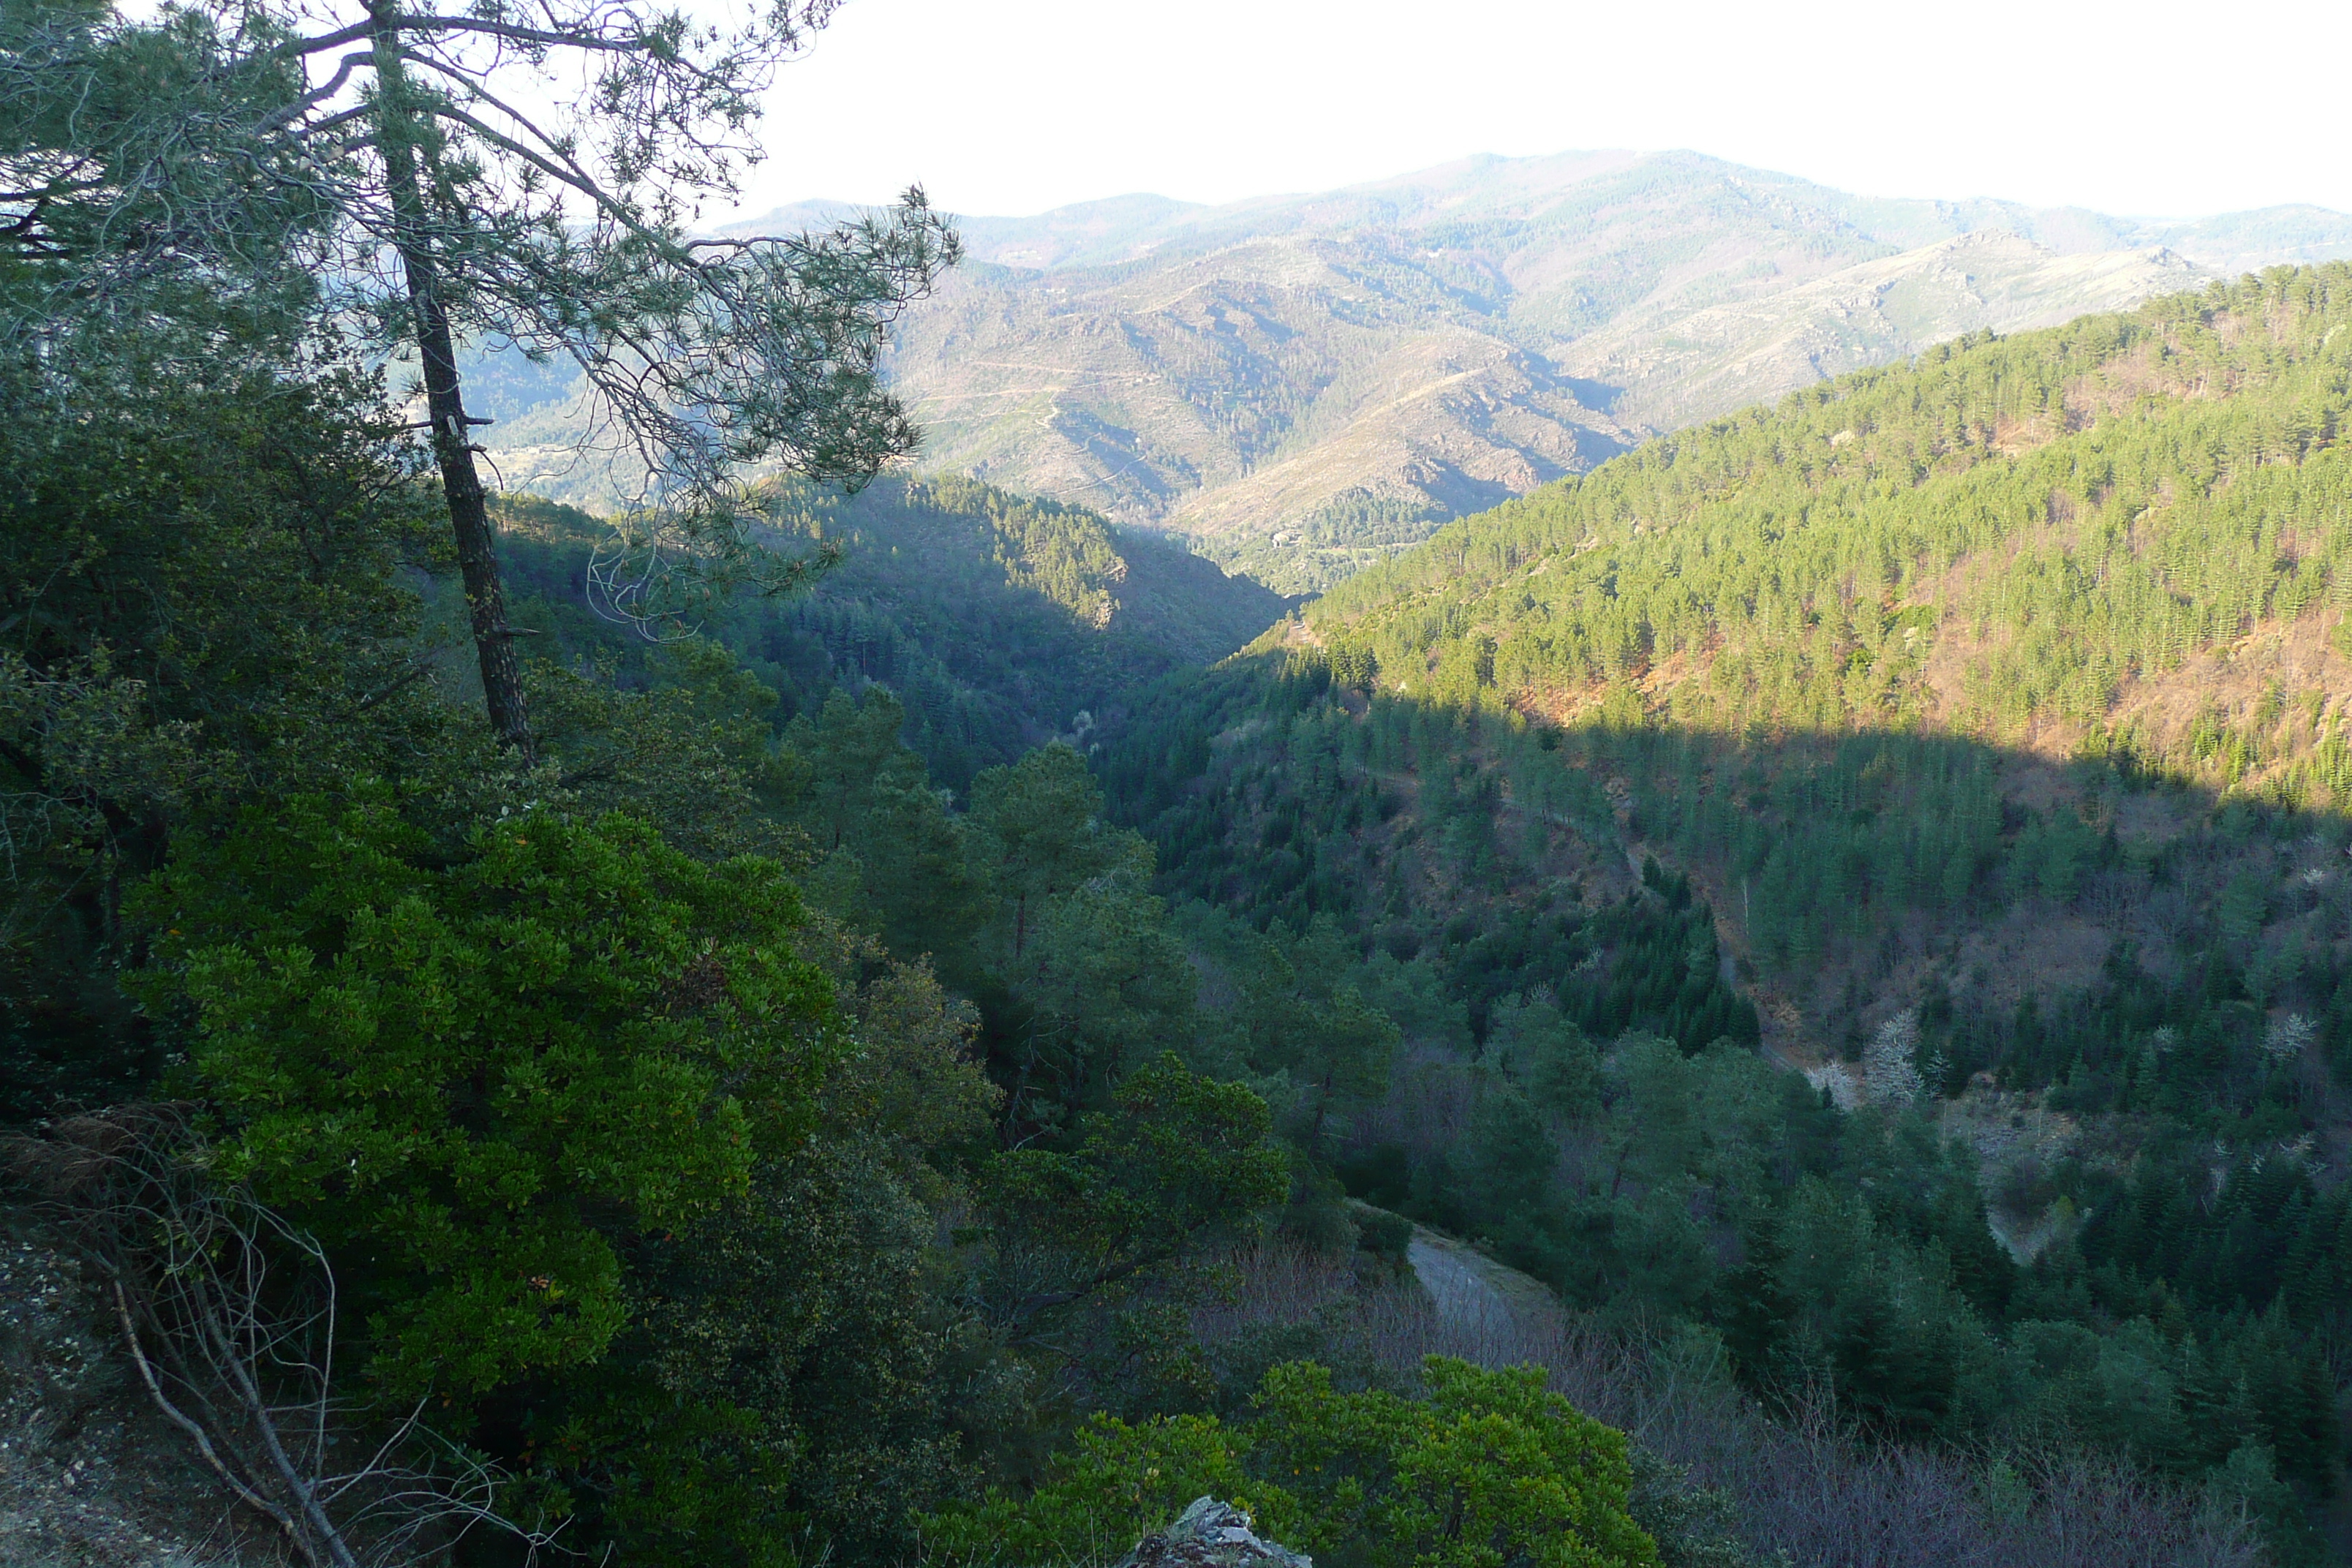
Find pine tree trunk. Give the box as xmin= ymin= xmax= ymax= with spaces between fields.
xmin=409 ymin=266 xmax=530 ymax=758
xmin=368 ymin=7 xmax=532 ymax=758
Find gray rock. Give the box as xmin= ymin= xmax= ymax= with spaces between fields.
xmin=1113 ymin=1497 xmax=1311 ymax=1568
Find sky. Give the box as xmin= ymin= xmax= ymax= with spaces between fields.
xmin=739 ymin=0 xmax=2352 ymax=222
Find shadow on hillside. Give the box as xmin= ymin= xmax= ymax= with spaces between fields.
xmin=1556 ymin=374 xmax=1626 ymax=415
xmin=1107 ymin=649 xmax=2352 ymax=1112
xmin=1108 ymin=525 xmax=1295 ymax=660
xmin=485 ymin=486 xmax=1294 ymax=786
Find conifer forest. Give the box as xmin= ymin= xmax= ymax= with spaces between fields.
xmin=6 ymin=0 xmax=2352 ymax=1564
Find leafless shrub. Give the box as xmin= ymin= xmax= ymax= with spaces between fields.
xmin=2081 ymin=868 xmax=2149 ymax=929
xmin=2263 ymin=1012 xmax=2317 ymax=1063
xmin=2140 ymin=885 xmax=2196 ymax=945
xmin=1651 ymin=1395 xmax=2263 ymax=1568
xmin=1349 ymin=1047 xmax=1478 ymax=1166
xmin=5 ymin=1107 xmax=561 ymax=1568
xmin=1196 ymin=1242 xmax=1360 ymax=1334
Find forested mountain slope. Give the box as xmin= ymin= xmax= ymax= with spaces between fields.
xmin=1311 ymin=264 xmax=2352 ymax=784
xmin=490 ymin=473 xmax=1287 ymax=788
xmin=16 ymin=0 xmax=2337 ymax=1562
xmin=664 ymin=151 xmax=2351 ymax=591
xmin=1098 ymin=268 xmax=2352 ymax=1559
xmin=1139 ymin=264 xmax=2352 ymax=1062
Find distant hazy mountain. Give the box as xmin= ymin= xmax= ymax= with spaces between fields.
xmin=487 ymin=151 xmax=2352 ymax=592
xmin=1564 ymin=230 xmax=2208 ymax=431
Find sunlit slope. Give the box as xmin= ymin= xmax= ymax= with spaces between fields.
xmin=1564 ymin=230 xmax=2205 ymax=431
xmin=881 ymin=151 xmax=2242 ymax=591
xmin=1310 ymin=265 xmax=2352 ymax=805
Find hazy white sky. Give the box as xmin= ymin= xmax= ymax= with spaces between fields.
xmin=741 ymin=0 xmax=2351 ymax=221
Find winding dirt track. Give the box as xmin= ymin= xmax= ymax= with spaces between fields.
xmin=1406 ymin=1226 xmax=1561 ymax=1339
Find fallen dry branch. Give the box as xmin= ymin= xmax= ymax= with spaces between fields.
xmin=5 ymin=1104 xmax=559 ymax=1567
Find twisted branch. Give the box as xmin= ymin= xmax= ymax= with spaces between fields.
xmin=6 ymin=1106 xmax=563 ymax=1567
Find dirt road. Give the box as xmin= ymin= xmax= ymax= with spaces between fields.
xmin=1406 ymin=1226 xmax=1564 ymax=1345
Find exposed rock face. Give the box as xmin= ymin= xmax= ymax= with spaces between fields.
xmin=1114 ymin=1497 xmax=1311 ymax=1568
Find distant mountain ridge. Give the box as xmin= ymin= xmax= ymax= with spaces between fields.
xmin=1569 ymin=229 xmax=2208 ymax=431
xmin=488 ymin=151 xmax=2352 ymax=592
xmin=739 ymin=153 xmax=2352 ymax=276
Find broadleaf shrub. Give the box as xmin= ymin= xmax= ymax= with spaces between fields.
xmin=920 ymin=1354 xmax=1659 ymax=1567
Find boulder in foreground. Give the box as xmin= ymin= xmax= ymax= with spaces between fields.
xmin=1115 ymin=1497 xmax=1310 ymax=1568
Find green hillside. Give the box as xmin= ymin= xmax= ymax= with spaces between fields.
xmin=1098 ymin=266 xmax=2352 ymax=1561
xmin=1310 ymin=265 xmax=2350 ymax=752
xmin=491 ymin=474 xmax=1288 ymax=788
xmin=1294 ymin=265 xmax=2352 ymax=973
xmin=1120 ymin=264 xmax=2352 ymax=987
xmin=12 ymin=1 xmax=2348 ymax=1553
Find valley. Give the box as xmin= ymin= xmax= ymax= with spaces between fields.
xmin=1089 ymin=266 xmax=2352 ymax=1561
xmin=15 ymin=0 xmax=2352 ymax=1555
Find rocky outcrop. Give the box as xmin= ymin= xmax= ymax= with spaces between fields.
xmin=1114 ymin=1497 xmax=1311 ymax=1568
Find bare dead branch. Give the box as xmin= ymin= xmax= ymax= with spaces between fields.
xmin=110 ymin=1276 xmax=302 ymax=1537
xmin=6 ymin=1106 xmax=565 ymax=1568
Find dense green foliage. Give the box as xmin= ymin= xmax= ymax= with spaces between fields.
xmin=140 ymin=797 xmax=839 ymax=1397
xmin=494 ymin=475 xmax=1285 ymax=790
xmin=924 ymin=1357 xmax=1659 ymax=1568
xmin=1097 ymin=269 xmax=2352 ymax=1562
xmin=0 ymin=333 xmax=465 ymax=1121
xmin=9 ymin=23 xmax=2334 ymax=1557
